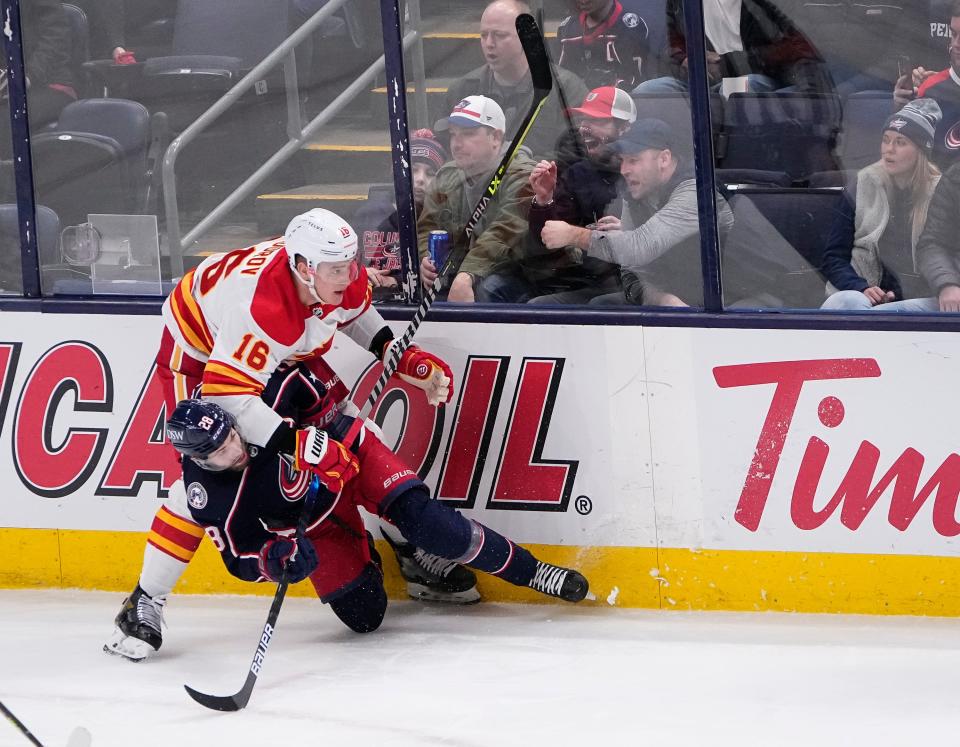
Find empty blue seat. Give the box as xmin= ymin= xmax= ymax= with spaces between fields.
xmin=30 ymin=99 xmax=156 ymax=227
xmin=721 ymin=92 xmax=842 ymax=180
xmin=722 ymin=187 xmax=844 ymax=307
xmin=836 ymin=90 xmax=893 ymax=171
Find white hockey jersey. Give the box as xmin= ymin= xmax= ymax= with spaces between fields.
xmin=161 ymin=238 xmax=384 ymax=446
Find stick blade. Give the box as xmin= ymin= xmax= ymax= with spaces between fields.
xmin=515 ymin=13 xmax=552 ymax=94
xmin=184 ymin=684 xmax=249 ymax=712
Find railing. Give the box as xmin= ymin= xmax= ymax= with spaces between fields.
xmin=162 ymin=0 xmax=428 ymax=278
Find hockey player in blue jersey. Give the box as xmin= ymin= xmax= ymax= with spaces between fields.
xmin=161 ymin=395 xmax=590 ymax=635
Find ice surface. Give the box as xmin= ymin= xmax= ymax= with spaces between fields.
xmin=2 ymin=589 xmax=960 ymax=746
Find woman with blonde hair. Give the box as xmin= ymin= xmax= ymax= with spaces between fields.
xmin=821 ymin=98 xmax=942 ymax=311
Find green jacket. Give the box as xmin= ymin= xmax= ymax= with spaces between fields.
xmin=444 ymin=65 xmax=589 ymax=160
xmin=417 ymin=149 xmax=537 ymax=279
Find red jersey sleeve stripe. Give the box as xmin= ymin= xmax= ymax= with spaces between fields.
xmin=170 ymin=271 xmax=215 ymax=354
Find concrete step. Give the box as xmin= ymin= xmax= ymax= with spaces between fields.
xmin=255 ymin=182 xmax=381 ymax=235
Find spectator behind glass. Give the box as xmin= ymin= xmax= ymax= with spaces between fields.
xmin=541 ymin=118 xmax=733 ymax=307
xmin=914 ymin=135 xmax=960 ymax=312
xmin=352 ymin=129 xmax=448 ymax=297
xmin=526 ymin=86 xmax=636 ymax=304
xmin=74 ymin=0 xmax=136 ymax=63
xmin=896 ymin=2 xmax=960 ymax=168
xmin=821 ymin=99 xmax=943 ymax=312
xmin=556 ymin=0 xmax=663 ymax=90
xmin=0 ymin=0 xmax=77 ymax=159
xmin=634 ymin=0 xmax=833 ymax=95
xmin=418 ymin=96 xmax=535 ymax=303
xmin=441 ymin=0 xmax=589 ymax=159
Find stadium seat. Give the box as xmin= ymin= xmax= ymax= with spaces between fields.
xmin=722 ymin=187 xmax=843 ymax=308
xmin=836 ymin=90 xmax=892 ymax=172
xmin=62 ymin=3 xmax=90 ymax=79
xmin=0 ymin=204 xmax=95 ymax=294
xmin=631 ymin=92 xmax=724 ymax=159
xmin=30 ymin=99 xmax=157 ymax=228
xmin=716 ymin=169 xmax=792 ymax=195
xmin=721 ymin=92 xmax=842 ymax=180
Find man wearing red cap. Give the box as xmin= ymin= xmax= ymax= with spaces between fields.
xmin=526 ymin=87 xmax=637 ymax=304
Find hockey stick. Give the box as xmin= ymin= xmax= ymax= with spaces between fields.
xmin=356 ymin=13 xmax=552 ymax=428
xmin=0 ymin=701 xmax=91 ymax=747
xmin=183 ymin=477 xmax=321 ymax=712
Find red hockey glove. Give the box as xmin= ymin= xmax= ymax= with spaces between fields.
xmin=258 ymin=535 xmax=318 ymax=583
xmin=389 ymin=343 xmax=453 ymax=406
xmin=293 ymin=426 xmax=359 ymax=493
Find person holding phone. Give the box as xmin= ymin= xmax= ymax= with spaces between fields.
xmin=894 ymin=1 xmax=960 ymax=167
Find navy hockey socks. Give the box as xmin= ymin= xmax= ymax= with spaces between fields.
xmin=384 ymin=488 xmax=537 ymax=586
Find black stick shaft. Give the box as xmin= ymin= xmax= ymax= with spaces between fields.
xmin=361 ymin=13 xmax=552 ymax=420
xmin=0 ymin=701 xmax=45 ymax=747
xmin=184 ymin=478 xmax=321 ymax=711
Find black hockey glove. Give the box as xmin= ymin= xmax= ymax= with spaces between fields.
xmin=258 ymin=535 xmax=318 ymax=583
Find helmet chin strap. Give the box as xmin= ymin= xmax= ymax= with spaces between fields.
xmin=292 ymin=264 xmax=326 ymax=305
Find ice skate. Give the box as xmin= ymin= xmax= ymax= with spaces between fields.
xmin=103 ymin=585 xmax=166 ymax=661
xmin=528 ymin=561 xmax=589 ymax=602
xmin=383 ymin=532 xmax=481 ymax=604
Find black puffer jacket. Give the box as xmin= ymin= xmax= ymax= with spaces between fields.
xmin=917 ymin=161 xmax=960 ymax=293
xmin=666 ymin=0 xmax=833 ymax=92
xmin=2 ymin=0 xmax=73 ymax=88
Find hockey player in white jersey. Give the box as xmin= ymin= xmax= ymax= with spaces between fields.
xmin=105 ymin=208 xmax=477 ymax=662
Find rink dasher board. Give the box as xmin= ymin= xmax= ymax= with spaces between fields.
xmin=1 ymin=312 xmax=959 ymax=615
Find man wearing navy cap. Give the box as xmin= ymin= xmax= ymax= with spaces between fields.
xmin=541 ymin=118 xmax=733 ymax=306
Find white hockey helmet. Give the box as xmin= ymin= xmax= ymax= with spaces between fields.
xmin=285 ymin=208 xmax=359 ymax=301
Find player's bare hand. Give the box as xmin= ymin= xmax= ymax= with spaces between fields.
xmin=448 ymin=272 xmax=475 ymax=302
xmin=420 ymin=255 xmax=438 ymax=286
xmin=939 ymin=284 xmax=960 ymax=312
xmin=530 ymin=160 xmax=558 ymax=204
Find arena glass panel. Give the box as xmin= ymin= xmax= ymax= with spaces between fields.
xmin=0 ymin=92 xmax=23 ymax=296
xmin=18 ymin=0 xmax=388 ymax=298
xmin=706 ymin=0 xmax=959 ymax=314
xmin=400 ymin=0 xmax=706 ymax=309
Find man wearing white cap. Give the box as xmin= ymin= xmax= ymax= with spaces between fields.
xmin=418 ymin=95 xmax=537 ymax=302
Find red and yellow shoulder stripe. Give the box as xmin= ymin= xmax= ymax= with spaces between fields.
xmin=168 ymin=270 xmax=215 ymax=356
xmin=202 ymin=359 xmax=266 ymax=397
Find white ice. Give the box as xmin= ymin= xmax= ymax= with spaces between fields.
xmin=2 ymin=589 xmax=960 ymax=747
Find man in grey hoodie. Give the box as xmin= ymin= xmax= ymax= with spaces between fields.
xmin=541 ymin=118 xmax=733 ymax=306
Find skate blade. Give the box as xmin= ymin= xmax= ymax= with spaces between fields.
xmin=102 ymin=628 xmax=155 ymax=662
xmin=406 ymin=582 xmax=481 ymax=605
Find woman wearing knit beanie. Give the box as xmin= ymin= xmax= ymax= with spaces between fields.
xmin=820 ymin=98 xmax=943 ymax=312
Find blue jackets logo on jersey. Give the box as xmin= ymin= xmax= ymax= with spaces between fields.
xmin=187 ymin=482 xmax=208 ymax=509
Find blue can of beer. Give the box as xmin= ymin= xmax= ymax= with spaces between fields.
xmin=428 ymin=230 xmax=451 ymax=267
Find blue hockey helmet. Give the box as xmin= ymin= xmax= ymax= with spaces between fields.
xmin=165 ymin=399 xmax=235 ymax=460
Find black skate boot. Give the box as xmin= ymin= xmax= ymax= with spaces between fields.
xmin=103 ymin=585 xmax=166 ymax=661
xmin=528 ymin=561 xmax=589 ymax=602
xmin=382 ymin=531 xmax=480 ymax=604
